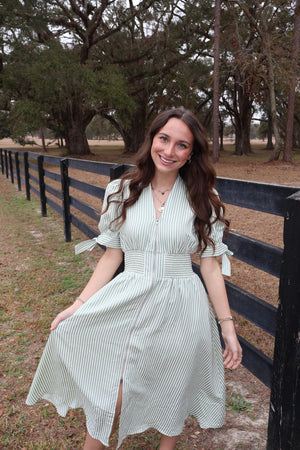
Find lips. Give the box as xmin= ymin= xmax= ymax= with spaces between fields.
xmin=159 ymin=154 xmax=175 ymax=165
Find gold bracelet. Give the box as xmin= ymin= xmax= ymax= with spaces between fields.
xmin=75 ymin=297 xmax=85 ymax=304
xmin=218 ymin=316 xmax=233 ymax=324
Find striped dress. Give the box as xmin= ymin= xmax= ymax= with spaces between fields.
xmin=26 ymin=175 xmax=232 ymax=448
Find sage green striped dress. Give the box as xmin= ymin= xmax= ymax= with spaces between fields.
xmin=26 ymin=176 xmax=232 ymax=448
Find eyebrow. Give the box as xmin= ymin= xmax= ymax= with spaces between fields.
xmin=158 ymin=132 xmax=192 ymax=146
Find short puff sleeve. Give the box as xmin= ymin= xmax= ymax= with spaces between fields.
xmin=199 ymin=216 xmax=233 ymax=277
xmin=75 ymin=179 xmax=123 ymax=254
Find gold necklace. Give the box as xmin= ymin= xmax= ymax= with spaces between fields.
xmin=153 ymin=187 xmax=171 ymax=196
xmin=151 ymin=185 xmax=172 ymax=213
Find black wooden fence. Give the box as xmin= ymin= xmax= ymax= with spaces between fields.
xmin=1 ymin=148 xmax=299 ymax=449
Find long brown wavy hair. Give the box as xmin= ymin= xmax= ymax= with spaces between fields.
xmin=104 ymin=107 xmax=229 ymax=254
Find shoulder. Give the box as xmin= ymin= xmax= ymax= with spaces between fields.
xmin=105 ymin=178 xmax=130 ymax=198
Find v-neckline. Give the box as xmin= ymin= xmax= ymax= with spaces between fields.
xmin=150 ymin=176 xmax=179 ymax=221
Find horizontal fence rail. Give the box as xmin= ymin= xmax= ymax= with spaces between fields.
xmin=1 ymin=147 xmax=299 ymax=448
xmin=216 ymin=177 xmax=298 ymax=216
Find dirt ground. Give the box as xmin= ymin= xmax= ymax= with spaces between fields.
xmin=1 ymin=149 xmax=299 ymax=449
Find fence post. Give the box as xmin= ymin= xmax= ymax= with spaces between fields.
xmin=4 ymin=149 xmax=8 ymax=179
xmin=267 ymin=190 xmax=300 ymax=449
xmin=60 ymin=158 xmax=71 ymax=242
xmin=23 ymin=152 xmax=30 ymax=201
xmin=37 ymin=155 xmax=47 ymax=217
xmin=0 ymin=149 xmax=4 ymax=174
xmin=109 ymin=164 xmax=130 ymax=180
xmin=15 ymin=152 xmax=21 ymax=191
xmin=8 ymin=151 xmax=14 ymax=184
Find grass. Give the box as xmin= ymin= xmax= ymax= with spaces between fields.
xmin=226 ymin=392 xmax=252 ymax=416
xmin=0 ymin=185 xmax=102 ymax=449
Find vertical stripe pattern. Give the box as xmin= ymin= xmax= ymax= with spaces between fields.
xmin=26 ymin=176 xmax=231 ymax=448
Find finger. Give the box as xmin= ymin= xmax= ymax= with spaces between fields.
xmin=50 ymin=319 xmax=58 ymax=331
xmin=223 ymin=347 xmax=229 ymax=359
xmin=225 ymin=352 xmax=242 ymax=370
xmin=223 ymin=353 xmax=233 ymax=368
xmin=50 ymin=316 xmax=62 ymax=331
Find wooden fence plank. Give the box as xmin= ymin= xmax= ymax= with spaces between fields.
xmin=237 ymin=335 xmax=273 ymax=388
xmin=45 ymin=183 xmax=61 ymax=199
xmin=225 ymin=281 xmax=277 ymax=336
xmin=225 ymin=231 xmax=282 ymax=277
xmin=70 ymin=196 xmax=101 ymax=222
xmin=46 ymin=197 xmax=63 ymax=216
xmin=44 ymin=168 xmax=61 ymax=183
xmin=216 ymin=177 xmax=298 ymax=216
xmin=68 ymin=158 xmax=114 ymax=175
xmin=69 ymin=177 xmax=106 ymax=198
xmin=70 ymin=214 xmax=99 ymax=239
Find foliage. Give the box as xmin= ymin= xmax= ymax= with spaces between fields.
xmin=86 ymin=115 xmax=122 ymax=140
xmin=226 ymin=391 xmax=252 ymax=415
xmin=0 ymin=0 xmax=299 ymax=159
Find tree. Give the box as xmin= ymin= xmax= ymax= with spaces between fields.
xmin=283 ymin=0 xmax=300 ymax=162
xmin=228 ymin=0 xmax=295 ymax=161
xmin=1 ymin=0 xmax=156 ymax=154
xmin=212 ymin=0 xmax=221 ymax=162
xmin=220 ymin=2 xmax=258 ymax=156
xmin=100 ymin=0 xmax=215 ymax=152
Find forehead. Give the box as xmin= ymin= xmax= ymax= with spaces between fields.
xmin=158 ymin=118 xmax=194 ymax=143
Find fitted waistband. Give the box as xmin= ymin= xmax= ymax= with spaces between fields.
xmin=124 ymin=250 xmax=194 ymax=278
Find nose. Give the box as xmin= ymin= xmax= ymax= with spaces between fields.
xmin=163 ymin=141 xmax=175 ymax=157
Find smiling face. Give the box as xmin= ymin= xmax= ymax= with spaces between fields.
xmin=150 ymin=118 xmax=194 ymax=177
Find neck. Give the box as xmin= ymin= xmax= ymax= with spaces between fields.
xmin=151 ymin=171 xmax=178 ymax=190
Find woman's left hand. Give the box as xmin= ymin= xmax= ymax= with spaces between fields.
xmin=221 ymin=321 xmax=242 ymax=370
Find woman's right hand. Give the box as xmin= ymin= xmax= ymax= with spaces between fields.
xmin=50 ymin=299 xmax=83 ymax=331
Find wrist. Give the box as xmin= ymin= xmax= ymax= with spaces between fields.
xmin=74 ymin=297 xmax=86 ymax=305
xmin=218 ymin=315 xmax=233 ymax=325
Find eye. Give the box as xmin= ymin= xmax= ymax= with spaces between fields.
xmin=178 ymin=142 xmax=188 ymax=149
xmin=159 ymin=135 xmax=168 ymax=142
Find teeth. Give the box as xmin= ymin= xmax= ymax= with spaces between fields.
xmin=160 ymin=155 xmax=174 ymax=163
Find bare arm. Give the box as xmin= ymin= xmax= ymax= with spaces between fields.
xmin=50 ymin=247 xmax=123 ymax=330
xmin=200 ymin=256 xmax=242 ymax=370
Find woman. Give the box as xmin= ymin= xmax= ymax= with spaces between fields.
xmin=26 ymin=107 xmax=242 ymax=449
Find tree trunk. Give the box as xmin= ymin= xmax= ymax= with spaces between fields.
xmin=234 ymin=123 xmax=251 ymax=155
xmin=233 ymin=79 xmax=252 ymax=155
xmin=262 ymin=24 xmax=282 ymax=160
xmin=283 ymin=0 xmax=300 ymax=162
xmin=63 ymin=101 xmax=91 ymax=155
xmin=40 ymin=126 xmax=47 ymax=152
xmin=212 ymin=0 xmax=221 ymax=162
xmin=121 ymin=112 xmax=147 ymax=153
xmin=64 ymin=124 xmax=90 ymax=155
xmin=265 ymin=90 xmax=274 ymax=149
xmin=103 ymin=102 xmax=148 ymax=153
xmin=219 ymin=115 xmax=224 ymax=151
xmin=266 ymin=112 xmax=274 ymax=149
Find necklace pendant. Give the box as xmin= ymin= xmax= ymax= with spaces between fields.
xmin=158 ymin=205 xmax=164 ymax=213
